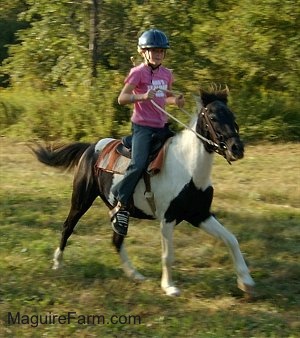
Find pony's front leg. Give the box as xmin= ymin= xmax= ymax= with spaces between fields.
xmin=201 ymin=216 xmax=255 ymax=294
xmin=160 ymin=220 xmax=180 ymax=296
xmin=112 ymin=233 xmax=145 ymax=281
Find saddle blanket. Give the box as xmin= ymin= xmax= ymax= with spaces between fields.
xmin=94 ymin=139 xmax=168 ymax=176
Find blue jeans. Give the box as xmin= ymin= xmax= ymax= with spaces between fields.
xmin=112 ymin=123 xmax=165 ymax=206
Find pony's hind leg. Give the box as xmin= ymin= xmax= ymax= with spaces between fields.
xmin=53 ymin=206 xmax=94 ymax=269
xmin=53 ymin=177 xmax=98 ymax=269
xmin=200 ymin=216 xmax=255 ymax=294
xmin=112 ymin=232 xmax=145 ymax=280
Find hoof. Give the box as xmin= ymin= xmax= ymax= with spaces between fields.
xmin=238 ymin=280 xmax=256 ymax=296
xmin=125 ymin=269 xmax=146 ymax=281
xmin=163 ymin=286 xmax=181 ymax=297
xmin=52 ymin=261 xmax=61 ymax=270
xmin=132 ymin=271 xmax=146 ymax=281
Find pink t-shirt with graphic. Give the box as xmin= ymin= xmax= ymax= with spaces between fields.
xmin=124 ymin=63 xmax=174 ymax=128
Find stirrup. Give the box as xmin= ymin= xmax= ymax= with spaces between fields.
xmin=111 ymin=210 xmax=130 ymax=237
xmin=109 ymin=201 xmax=122 ymax=220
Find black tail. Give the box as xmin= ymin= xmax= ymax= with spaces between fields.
xmin=30 ymin=142 xmax=92 ymax=171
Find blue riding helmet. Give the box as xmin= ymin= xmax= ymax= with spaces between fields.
xmin=138 ymin=29 xmax=170 ymax=49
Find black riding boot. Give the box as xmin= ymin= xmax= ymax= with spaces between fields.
xmin=109 ymin=202 xmax=130 ymax=237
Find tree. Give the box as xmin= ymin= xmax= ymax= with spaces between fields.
xmin=90 ymin=0 xmax=100 ymax=79
xmin=2 ymin=0 xmax=91 ymax=90
xmin=0 ymin=0 xmax=299 ymax=141
xmin=0 ymin=1 xmax=29 ymax=86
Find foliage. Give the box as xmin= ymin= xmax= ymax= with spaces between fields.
xmin=0 ymin=82 xmax=130 ymax=141
xmin=1 ymin=0 xmax=91 ymax=90
xmin=0 ymin=0 xmax=299 ymax=141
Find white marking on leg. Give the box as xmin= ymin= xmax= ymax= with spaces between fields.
xmin=160 ymin=220 xmax=180 ymax=296
xmin=201 ymin=216 xmax=255 ymax=292
xmin=52 ymin=247 xmax=63 ymax=270
xmin=119 ymin=244 xmax=145 ymax=281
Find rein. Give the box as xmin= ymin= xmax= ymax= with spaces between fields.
xmin=150 ymin=100 xmax=218 ymax=148
xmin=150 ymin=99 xmax=234 ymax=164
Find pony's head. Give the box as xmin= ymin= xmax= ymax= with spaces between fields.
xmin=196 ymin=86 xmax=244 ymax=163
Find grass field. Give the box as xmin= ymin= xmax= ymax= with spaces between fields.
xmin=0 ymin=137 xmax=299 ymax=337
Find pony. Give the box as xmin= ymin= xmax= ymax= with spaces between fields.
xmin=31 ymin=88 xmax=255 ymax=296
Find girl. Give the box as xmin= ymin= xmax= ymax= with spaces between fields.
xmin=111 ymin=29 xmax=185 ymax=236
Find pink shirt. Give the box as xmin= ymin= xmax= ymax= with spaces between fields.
xmin=124 ymin=63 xmax=174 ymax=128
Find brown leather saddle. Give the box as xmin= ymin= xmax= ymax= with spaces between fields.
xmin=95 ymin=125 xmax=174 ymax=174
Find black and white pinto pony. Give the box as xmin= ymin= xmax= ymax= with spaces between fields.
xmin=31 ymin=88 xmax=255 ymax=297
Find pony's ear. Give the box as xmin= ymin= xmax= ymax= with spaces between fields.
xmin=199 ymin=88 xmax=211 ymax=106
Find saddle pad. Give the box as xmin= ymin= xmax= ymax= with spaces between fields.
xmin=94 ymin=139 xmax=168 ymax=176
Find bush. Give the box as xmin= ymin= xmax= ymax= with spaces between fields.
xmin=0 ymin=84 xmax=299 ymax=143
xmin=0 ymin=83 xmax=132 ymax=141
xmin=231 ymin=88 xmax=299 ymax=142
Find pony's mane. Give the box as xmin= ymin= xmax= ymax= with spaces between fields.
xmin=199 ymin=84 xmax=229 ymax=107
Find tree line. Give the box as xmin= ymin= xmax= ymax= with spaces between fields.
xmin=0 ymin=0 xmax=299 ymax=141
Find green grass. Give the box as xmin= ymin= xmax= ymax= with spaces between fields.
xmin=0 ymin=138 xmax=299 ymax=337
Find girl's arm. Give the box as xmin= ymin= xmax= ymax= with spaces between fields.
xmin=118 ymin=83 xmax=156 ymax=105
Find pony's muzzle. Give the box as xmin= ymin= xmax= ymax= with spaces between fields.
xmin=227 ymin=140 xmax=244 ymax=161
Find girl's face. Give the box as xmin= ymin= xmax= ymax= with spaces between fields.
xmin=144 ymin=48 xmax=166 ymax=67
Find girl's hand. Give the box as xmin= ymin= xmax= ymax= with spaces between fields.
xmin=176 ymin=94 xmax=185 ymax=108
xmin=144 ymin=89 xmax=157 ymax=100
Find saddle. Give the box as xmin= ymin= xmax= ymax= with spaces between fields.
xmin=94 ymin=135 xmax=170 ymax=176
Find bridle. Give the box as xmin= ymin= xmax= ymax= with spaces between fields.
xmin=199 ymin=106 xmax=239 ymax=164
xmin=199 ymin=107 xmax=233 ymax=164
xmin=150 ymin=99 xmax=238 ymax=165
